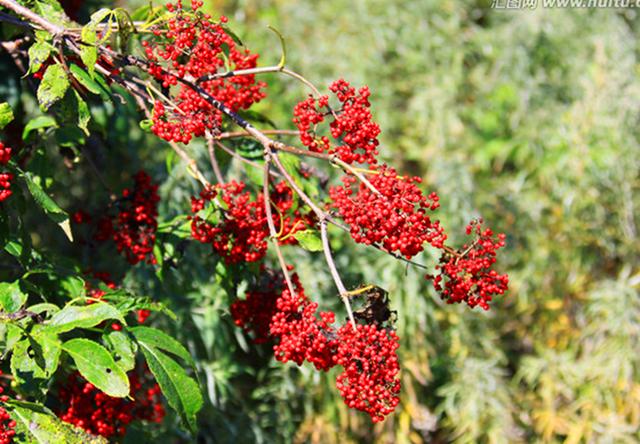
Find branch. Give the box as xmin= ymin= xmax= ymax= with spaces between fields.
xmin=0 ymin=0 xmax=63 ymax=34
xmin=320 ymin=219 xmax=356 ymax=330
xmin=206 ymin=131 xmax=224 ymax=184
xmin=262 ymin=153 xmax=295 ymax=296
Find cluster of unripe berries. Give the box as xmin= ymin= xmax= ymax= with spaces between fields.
xmin=189 ymin=181 xmax=310 ymax=264
xmin=231 ymin=270 xmax=400 ymax=422
xmin=56 ymin=371 xmax=165 ymax=438
xmin=0 ymin=142 xmax=13 ymax=203
xmin=0 ymin=372 xmax=16 ymax=444
xmin=143 ymin=1 xmax=266 ymax=143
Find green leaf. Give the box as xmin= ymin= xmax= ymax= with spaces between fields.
xmin=80 ymin=26 xmax=98 ymax=77
xmin=46 ymin=302 xmax=125 ymax=334
xmin=0 ymin=323 xmax=23 ymax=358
xmin=130 ymin=326 xmax=195 ymax=367
xmin=37 ymin=64 xmax=69 ymax=111
xmin=21 ymin=171 xmax=72 ymax=241
xmin=138 ymin=343 xmax=202 ymax=432
xmin=59 ymin=275 xmax=86 ymax=299
xmin=103 ymin=330 xmax=137 ymax=373
xmin=293 ymin=229 xmax=322 ymax=252
xmin=22 ymin=116 xmax=57 ymax=141
xmin=11 ymin=330 xmax=61 ymax=392
xmin=0 ymin=281 xmax=27 ymax=313
xmin=34 ymin=0 xmax=70 ymax=28
xmin=28 ymin=40 xmax=52 ymax=75
xmin=0 ymin=102 xmax=14 ymax=129
xmin=64 ymin=338 xmax=130 ymax=398
xmin=75 ymin=91 xmax=91 ymax=135
xmin=8 ymin=400 xmax=108 ymax=443
xmin=221 ymin=24 xmax=244 ymax=46
xmin=69 ymin=64 xmax=110 ymax=100
xmin=139 ymin=119 xmax=153 ymax=132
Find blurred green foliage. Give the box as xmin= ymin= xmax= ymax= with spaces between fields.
xmin=2 ymin=0 xmax=639 ymax=442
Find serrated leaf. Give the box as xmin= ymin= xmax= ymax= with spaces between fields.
xmin=0 ymin=102 xmax=14 ymax=129
xmin=11 ymin=330 xmax=61 ymax=392
xmin=138 ymin=343 xmax=202 ymax=432
xmin=0 ymin=281 xmax=27 ymax=313
xmin=293 ymin=229 xmax=322 ymax=251
xmin=8 ymin=400 xmax=108 ymax=443
xmin=22 ymin=116 xmax=57 ymax=140
xmin=28 ymin=40 xmax=52 ymax=75
xmin=103 ymin=330 xmax=137 ymax=373
xmin=64 ymin=338 xmax=130 ymax=398
xmin=46 ymin=302 xmax=125 ymax=334
xmin=130 ymin=326 xmax=195 ymax=367
xmin=37 ymin=64 xmax=69 ymax=111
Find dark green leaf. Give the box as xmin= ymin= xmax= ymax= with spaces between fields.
xmin=130 ymin=326 xmax=195 ymax=367
xmin=22 ymin=116 xmax=57 ymax=141
xmin=138 ymin=344 xmax=202 ymax=432
xmin=21 ymin=171 xmax=72 ymax=241
xmin=64 ymin=338 xmax=130 ymax=398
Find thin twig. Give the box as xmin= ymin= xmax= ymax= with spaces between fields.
xmin=218 ymin=129 xmax=300 ymax=139
xmin=320 ymin=219 xmax=356 ymax=330
xmin=206 ymin=131 xmax=224 ymax=184
xmin=262 ymin=154 xmax=295 ymax=295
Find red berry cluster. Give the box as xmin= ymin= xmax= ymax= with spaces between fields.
xmin=427 ymin=220 xmax=508 ymax=310
xmin=230 ymin=279 xmax=279 ymax=344
xmin=334 ymin=323 xmax=400 ymax=422
xmin=57 ymin=371 xmax=164 ymax=438
xmin=190 ymin=181 xmax=309 ymax=264
xmin=293 ymin=79 xmax=380 ymax=165
xmin=231 ymin=269 xmax=401 ymax=421
xmin=0 ymin=372 xmax=16 ymax=444
xmin=143 ymin=1 xmax=266 ymax=143
xmin=190 ymin=181 xmax=268 ymax=264
xmin=92 ymin=172 xmax=160 ymax=265
xmin=0 ymin=142 xmax=13 ymax=203
xmin=269 ymin=274 xmax=338 ymax=371
xmin=329 ymin=164 xmax=445 ymax=258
